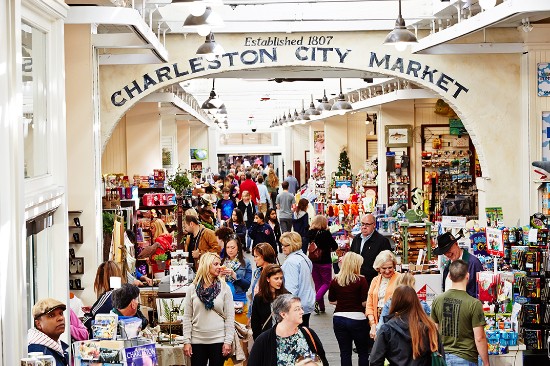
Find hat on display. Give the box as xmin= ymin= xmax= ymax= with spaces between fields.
xmin=201 ymin=182 xmax=212 ymax=188
xmin=32 ymin=298 xmax=66 ymax=319
xmin=433 ymin=232 xmax=459 ymax=255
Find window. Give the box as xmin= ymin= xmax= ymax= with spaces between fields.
xmin=25 ymin=211 xmax=55 ymax=327
xmin=22 ymin=21 xmax=49 ymax=179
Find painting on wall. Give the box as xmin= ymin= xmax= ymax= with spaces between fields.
xmin=538 ymin=63 xmax=550 ymax=96
xmin=313 ymin=131 xmax=325 ymax=154
xmin=385 ymin=125 xmax=412 ymax=148
xmin=190 ymin=148 xmax=208 ymax=160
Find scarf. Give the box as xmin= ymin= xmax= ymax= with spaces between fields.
xmin=28 ymin=328 xmax=65 ymax=355
xmin=196 ymin=279 xmax=221 ymax=310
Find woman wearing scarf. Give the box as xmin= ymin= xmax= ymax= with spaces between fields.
xmin=221 ymin=234 xmax=252 ymax=324
xmin=182 ymin=253 xmax=235 ymax=366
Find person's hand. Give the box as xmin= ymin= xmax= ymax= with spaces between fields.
xmin=183 ymin=344 xmax=192 ymax=357
xmin=142 ymin=276 xmax=153 ymax=286
xmin=369 ymin=326 xmax=377 ymax=339
xmin=222 ymin=343 xmax=232 ymax=357
xmin=192 ymin=248 xmax=201 ymax=259
xmin=133 ymin=279 xmax=143 ymax=286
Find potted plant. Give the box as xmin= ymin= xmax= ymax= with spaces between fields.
xmin=167 ymin=167 xmax=193 ymax=197
xmin=152 ymin=253 xmax=168 ymax=270
xmin=167 ymin=167 xmax=193 ymax=249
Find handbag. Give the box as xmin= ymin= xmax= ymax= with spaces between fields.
xmin=301 ymin=327 xmax=323 ymax=366
xmin=212 ymin=307 xmax=253 ymax=362
xmin=431 ymin=351 xmax=447 ymax=366
xmin=308 ymin=232 xmax=322 ymax=262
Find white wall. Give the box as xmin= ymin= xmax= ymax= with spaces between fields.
xmin=66 ymin=23 xmax=101 ymax=305
xmin=126 ymin=102 xmax=162 ymax=178
xmin=102 ymin=116 xmax=128 ymax=174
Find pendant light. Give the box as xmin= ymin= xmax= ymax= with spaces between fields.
xmin=316 ymin=89 xmax=332 ymax=112
xmin=183 ymin=6 xmax=223 ymax=36
xmin=298 ymin=100 xmax=310 ymax=121
xmin=287 ymin=110 xmax=294 ymax=123
xmin=305 ymin=95 xmax=321 ymax=116
xmin=196 ymin=33 xmax=224 ymax=61
xmin=383 ymin=0 xmax=418 ymax=51
xmin=331 ymin=79 xmax=353 ymax=112
xmin=201 ymin=79 xmax=218 ymax=110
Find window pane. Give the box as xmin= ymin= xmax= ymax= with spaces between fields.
xmin=22 ymin=22 xmax=49 ymax=178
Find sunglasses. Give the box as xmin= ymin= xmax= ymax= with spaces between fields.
xmin=361 ymin=222 xmax=375 ymax=226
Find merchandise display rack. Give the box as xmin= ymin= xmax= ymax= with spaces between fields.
xmin=68 ymin=210 xmax=84 ymax=291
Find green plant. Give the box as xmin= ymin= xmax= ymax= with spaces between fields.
xmin=153 ymin=253 xmax=168 ymax=261
xmin=160 ymin=299 xmax=184 ymax=323
xmin=103 ymin=212 xmax=115 ymax=233
xmin=167 ymin=166 xmax=193 ymax=196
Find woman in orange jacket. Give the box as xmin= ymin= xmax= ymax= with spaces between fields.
xmin=365 ymin=250 xmax=400 ymax=340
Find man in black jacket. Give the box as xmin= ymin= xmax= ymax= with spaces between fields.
xmin=350 ymin=214 xmax=392 ymax=287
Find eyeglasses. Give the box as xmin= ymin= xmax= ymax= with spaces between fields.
xmin=361 ymin=222 xmax=375 ymax=226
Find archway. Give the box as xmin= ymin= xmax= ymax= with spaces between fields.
xmin=99 ymin=31 xmax=524 ymax=226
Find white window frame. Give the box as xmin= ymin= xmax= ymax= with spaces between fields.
xmin=21 ymin=0 xmax=68 ymax=217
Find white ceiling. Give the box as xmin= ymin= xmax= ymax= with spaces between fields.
xmin=181 ymin=77 xmax=389 ymax=130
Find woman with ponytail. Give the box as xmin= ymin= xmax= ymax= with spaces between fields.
xmin=370 ymin=285 xmax=444 ymax=366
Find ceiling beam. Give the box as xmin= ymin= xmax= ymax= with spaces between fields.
xmin=98 ymin=53 xmax=167 ymax=65
xmin=66 ymin=6 xmax=169 ymax=62
xmin=412 ymin=0 xmax=550 ymax=54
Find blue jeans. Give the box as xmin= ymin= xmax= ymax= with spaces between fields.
xmin=445 ymin=353 xmax=478 ymax=366
xmin=333 ymin=316 xmax=369 ymax=366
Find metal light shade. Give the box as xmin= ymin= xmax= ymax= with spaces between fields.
xmin=383 ymin=0 xmax=418 ymax=49
xmin=183 ymin=7 xmax=223 ymax=30
xmin=305 ymin=95 xmax=321 ymax=116
xmin=316 ymin=89 xmax=332 ymax=112
xmin=202 ymin=98 xmax=216 ymax=109
xmin=196 ymin=33 xmax=224 ymax=58
xmin=202 ymin=79 xmax=220 ymax=110
xmin=331 ymin=94 xmax=353 ymax=111
xmin=331 ymin=79 xmax=353 ymax=111
xmin=287 ymin=111 xmax=294 ymax=122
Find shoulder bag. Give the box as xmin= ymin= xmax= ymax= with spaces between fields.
xmin=431 ymin=351 xmax=447 ymax=366
xmin=212 ymin=307 xmax=252 ymax=362
xmin=308 ymin=231 xmax=322 ymax=262
xmin=301 ymin=327 xmax=323 ymax=366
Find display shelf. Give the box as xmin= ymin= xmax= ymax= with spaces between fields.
xmin=421 ymin=124 xmax=478 ymax=220
xmin=398 ymin=221 xmax=433 ymax=264
xmin=387 ymin=147 xmax=410 ymax=208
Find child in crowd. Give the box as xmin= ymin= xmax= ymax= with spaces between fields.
xmin=217 ymin=187 xmax=236 ymax=223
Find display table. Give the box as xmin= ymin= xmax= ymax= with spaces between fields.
xmin=488 ymin=344 xmax=526 ymax=366
xmin=156 ymin=343 xmax=189 ymax=366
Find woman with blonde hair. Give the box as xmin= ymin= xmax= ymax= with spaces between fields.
xmin=265 ymin=169 xmax=279 ymax=207
xmin=307 ymin=215 xmax=338 ymax=314
xmin=366 ymin=250 xmax=399 ymax=340
xmin=328 ymin=252 xmax=369 ymax=366
xmin=150 ymin=218 xmax=169 ymax=242
xmin=370 ymin=286 xmax=443 ymax=366
xmin=182 ymin=252 xmax=234 ymax=366
xmin=376 ymin=272 xmax=431 ymax=331
xmin=280 ymin=232 xmax=315 ymax=327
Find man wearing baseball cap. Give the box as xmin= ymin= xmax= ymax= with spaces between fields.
xmin=433 ymin=231 xmax=483 ymax=298
xmin=28 ymin=298 xmax=69 ymax=365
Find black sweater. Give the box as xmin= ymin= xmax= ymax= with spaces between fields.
xmin=248 ymin=325 xmax=329 ymax=366
xmin=307 ymin=229 xmax=338 ymax=264
xmin=250 ymin=295 xmax=273 ymax=340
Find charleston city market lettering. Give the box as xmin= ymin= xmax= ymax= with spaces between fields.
xmin=111 ymin=48 xmax=468 ymax=107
